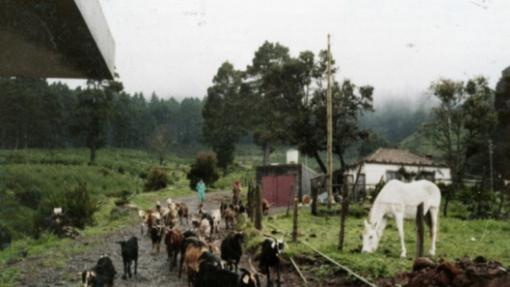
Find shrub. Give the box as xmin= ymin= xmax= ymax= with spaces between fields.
xmin=0 ymin=224 xmax=11 ymax=250
xmin=144 ymin=167 xmax=170 ymax=192
xmin=187 ymin=152 xmax=220 ymax=190
xmin=63 ymin=183 xmax=98 ymax=229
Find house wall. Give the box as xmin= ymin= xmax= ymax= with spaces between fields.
xmin=348 ymin=163 xmax=451 ymax=189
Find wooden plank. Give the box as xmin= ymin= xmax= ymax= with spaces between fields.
xmin=299 ymin=240 xmax=378 ymax=287
xmin=289 ymin=256 xmax=308 ymax=286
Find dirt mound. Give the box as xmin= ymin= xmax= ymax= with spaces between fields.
xmin=378 ymin=256 xmax=510 ymax=287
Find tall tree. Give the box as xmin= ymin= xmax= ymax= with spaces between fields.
xmin=494 ymin=67 xmax=510 ymax=180
xmin=425 ymin=79 xmax=466 ymax=216
xmin=245 ymin=41 xmax=292 ymax=164
xmin=72 ymin=79 xmax=118 ymax=164
xmin=202 ymin=62 xmax=247 ymax=171
xmin=147 ymin=125 xmax=172 ymax=165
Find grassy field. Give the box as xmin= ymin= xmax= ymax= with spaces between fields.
xmin=0 ymin=147 xmax=259 ymax=285
xmin=244 ymin=204 xmax=510 ymax=281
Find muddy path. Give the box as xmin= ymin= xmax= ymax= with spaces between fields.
xmin=14 ymin=191 xmax=305 ymax=287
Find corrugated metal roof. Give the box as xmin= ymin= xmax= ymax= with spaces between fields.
xmin=363 ymin=148 xmax=445 ymax=167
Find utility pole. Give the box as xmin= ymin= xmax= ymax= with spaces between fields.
xmin=326 ymin=34 xmax=334 ymax=209
xmin=489 ymin=139 xmax=494 ymax=193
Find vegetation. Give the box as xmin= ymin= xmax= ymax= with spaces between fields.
xmin=0 ymin=78 xmax=203 ymax=152
xmin=203 ymin=41 xmax=374 ymax=173
xmin=245 ymin=204 xmax=510 ymax=280
xmin=186 ymin=152 xmax=221 ymax=190
xmin=144 ymin=167 xmax=171 ymax=192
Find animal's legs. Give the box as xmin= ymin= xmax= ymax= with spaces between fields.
xmin=395 ymin=213 xmax=406 ymax=258
xmin=276 ymin=262 xmax=281 ymax=287
xmin=429 ymin=207 xmax=439 ymax=256
xmin=267 ymin=268 xmax=272 ymax=287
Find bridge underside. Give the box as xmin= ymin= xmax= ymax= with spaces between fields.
xmin=0 ymin=0 xmax=114 ymax=79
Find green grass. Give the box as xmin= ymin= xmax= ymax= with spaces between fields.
xmin=246 ymin=206 xmax=510 ymax=280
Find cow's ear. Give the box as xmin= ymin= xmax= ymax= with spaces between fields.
xmin=270 ymin=240 xmax=276 ymax=249
xmin=242 ymin=274 xmax=250 ymax=284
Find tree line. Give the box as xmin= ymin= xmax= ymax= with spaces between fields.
xmin=0 ymin=77 xmax=203 ymax=163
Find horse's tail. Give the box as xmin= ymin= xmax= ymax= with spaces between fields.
xmin=424 ymin=210 xmax=432 ymax=239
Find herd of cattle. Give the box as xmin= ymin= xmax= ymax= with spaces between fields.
xmin=81 ymin=198 xmax=282 ymax=287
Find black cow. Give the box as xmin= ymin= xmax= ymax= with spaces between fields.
xmin=81 ymin=255 xmax=116 ymax=287
xmin=221 ymin=232 xmax=244 ymax=272
xmin=258 ymin=238 xmax=285 ymax=287
xmin=118 ymin=236 xmax=138 ymax=279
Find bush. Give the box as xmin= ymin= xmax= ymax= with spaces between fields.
xmin=63 ymin=183 xmax=98 ymax=228
xmin=144 ymin=167 xmax=170 ymax=192
xmin=0 ymin=224 xmax=12 ymax=250
xmin=187 ymin=152 xmax=220 ymax=190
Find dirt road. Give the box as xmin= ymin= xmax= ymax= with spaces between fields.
xmin=15 ymin=192 xmax=227 ymax=287
xmin=13 ymin=191 xmax=303 ymax=287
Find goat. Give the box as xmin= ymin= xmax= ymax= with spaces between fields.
xmin=177 ymin=202 xmax=189 ymax=225
xmin=178 ymin=237 xmax=207 ymax=278
xmin=81 ymin=255 xmax=116 ymax=287
xmin=164 ymin=202 xmax=179 ymax=228
xmin=150 ymin=219 xmax=164 ymax=254
xmin=196 ymin=255 xmax=260 ymax=287
xmin=182 ymin=238 xmax=209 ymax=286
xmin=117 ymin=236 xmax=138 ymax=279
xmin=165 ymin=228 xmax=184 ymax=270
xmin=201 ymin=212 xmax=215 ymax=236
xmin=262 ymin=199 xmax=270 ymax=215
xmin=192 ymin=216 xmax=212 ymax=239
xmin=211 ymin=209 xmax=222 ymax=234
xmin=224 ymin=206 xmax=236 ymax=230
xmin=221 ymin=231 xmax=244 ymax=272
xmin=258 ymin=238 xmax=285 ymax=287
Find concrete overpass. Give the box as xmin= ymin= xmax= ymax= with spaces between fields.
xmin=0 ymin=0 xmax=115 ymax=79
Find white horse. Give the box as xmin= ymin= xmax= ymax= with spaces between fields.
xmin=361 ymin=179 xmax=441 ymax=258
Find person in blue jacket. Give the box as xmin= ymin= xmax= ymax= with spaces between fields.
xmin=196 ymin=179 xmax=206 ymax=204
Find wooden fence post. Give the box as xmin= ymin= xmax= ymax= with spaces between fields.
xmin=311 ymin=179 xmax=318 ymax=216
xmin=416 ymin=202 xmax=424 ymax=257
xmin=292 ymin=197 xmax=299 ymax=242
xmin=338 ymin=175 xmax=350 ymax=250
xmin=247 ymin=183 xmax=253 ymax=221
xmin=255 ymin=184 xmax=263 ymax=230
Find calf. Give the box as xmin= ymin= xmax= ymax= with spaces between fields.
xmin=258 ymin=238 xmax=285 ymax=287
xmin=165 ymin=228 xmax=184 ymax=270
xmin=82 ymin=255 xmax=116 ymax=287
xmin=117 ymin=237 xmax=138 ymax=279
xmin=221 ymin=232 xmax=244 ymax=272
xmin=177 ymin=202 xmax=189 ymax=225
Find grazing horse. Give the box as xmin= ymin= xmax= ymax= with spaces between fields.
xmin=361 ymin=179 xmax=441 ymax=258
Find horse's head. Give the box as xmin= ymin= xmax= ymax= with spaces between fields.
xmin=361 ymin=219 xmax=380 ymax=253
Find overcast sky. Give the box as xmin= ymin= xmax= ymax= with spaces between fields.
xmin=94 ymin=0 xmax=510 ymax=103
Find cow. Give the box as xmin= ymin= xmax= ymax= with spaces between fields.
xmin=81 ymin=255 xmax=116 ymax=287
xmin=221 ymin=232 xmax=244 ymax=272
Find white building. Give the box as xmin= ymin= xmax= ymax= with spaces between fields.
xmin=348 ymin=148 xmax=451 ymax=191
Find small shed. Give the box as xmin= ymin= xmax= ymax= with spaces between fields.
xmin=256 ymin=164 xmax=317 ymax=207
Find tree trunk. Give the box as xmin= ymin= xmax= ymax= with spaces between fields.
xmin=313 ymin=150 xmax=327 ymax=174
xmin=262 ymin=144 xmax=271 ymax=165
xmin=159 ymin=155 xmax=164 ymax=165
xmin=90 ymin=143 xmax=96 ymax=165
